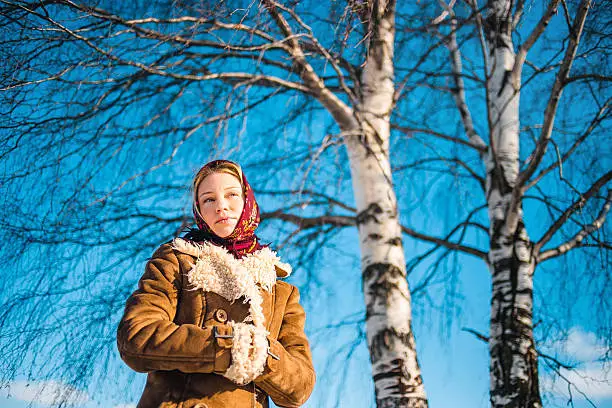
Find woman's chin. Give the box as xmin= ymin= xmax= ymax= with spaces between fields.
xmin=212 ymin=224 xmax=236 ymax=238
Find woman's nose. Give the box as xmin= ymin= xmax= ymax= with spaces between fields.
xmin=215 ymin=198 xmax=229 ymax=212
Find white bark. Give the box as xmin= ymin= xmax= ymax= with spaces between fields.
xmin=344 ymin=1 xmax=427 ymax=406
xmin=487 ymin=222 xmax=540 ymax=408
xmin=484 ymin=0 xmax=541 ymax=406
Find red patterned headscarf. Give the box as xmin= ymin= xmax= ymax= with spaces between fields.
xmin=187 ymin=160 xmax=264 ymax=258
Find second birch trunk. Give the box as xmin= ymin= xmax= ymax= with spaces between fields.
xmin=485 ymin=1 xmax=541 ymax=405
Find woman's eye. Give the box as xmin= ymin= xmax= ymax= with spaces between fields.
xmin=202 ymin=198 xmax=214 ymax=204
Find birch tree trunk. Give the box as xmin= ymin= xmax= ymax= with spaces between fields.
xmin=484 ymin=1 xmax=540 ymax=406
xmin=344 ymin=1 xmax=427 ymax=406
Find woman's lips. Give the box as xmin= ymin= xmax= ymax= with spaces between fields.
xmin=216 ymin=217 xmax=234 ymax=224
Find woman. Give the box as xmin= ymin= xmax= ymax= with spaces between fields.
xmin=117 ymin=160 xmax=315 ymax=408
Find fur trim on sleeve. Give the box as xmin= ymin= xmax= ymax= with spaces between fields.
xmin=222 ymin=322 xmax=269 ymax=385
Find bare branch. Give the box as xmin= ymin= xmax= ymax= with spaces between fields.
xmin=406 ymin=204 xmax=489 ymax=275
xmin=516 ymin=0 xmax=591 ymax=186
xmin=565 ymin=74 xmax=612 ymax=84
xmin=463 ymin=327 xmax=489 ymax=342
xmin=511 ymin=0 xmax=561 ymax=90
xmin=465 ymin=0 xmax=493 ymax=135
xmin=513 ymin=0 xmax=526 ymax=29
xmin=6 ymin=1 xmax=311 ymax=92
xmin=391 ymin=124 xmax=488 ymax=154
xmin=0 ymin=65 xmax=78 ymax=91
xmin=270 ymin=1 xmax=358 ymax=106
xmin=526 ymin=99 xmax=610 ymax=190
xmin=394 ymin=157 xmax=485 ymax=190
xmin=432 ymin=0 xmax=457 ymax=25
xmin=262 ymin=210 xmax=354 ymax=229
xmin=536 ymin=169 xmax=612 ymax=249
xmin=536 ymin=171 xmax=612 ymax=261
xmin=538 ymin=190 xmax=612 ymax=263
xmin=262 ymin=208 xmax=487 ymax=260
xmin=441 ymin=3 xmax=487 ymax=153
xmin=262 ymin=0 xmax=356 ymax=129
xmin=540 ymin=348 xmax=599 ymax=408
xmin=538 ymin=351 xmax=575 ymax=371
xmin=403 ymin=218 xmax=489 ymax=259
xmin=257 ymin=189 xmax=357 ymax=213
xmin=58 ymin=0 xmax=285 ymax=50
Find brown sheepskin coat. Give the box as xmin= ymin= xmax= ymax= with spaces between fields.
xmin=117 ymin=238 xmax=315 ymax=408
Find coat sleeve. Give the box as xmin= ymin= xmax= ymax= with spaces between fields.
xmin=254 ymin=285 xmax=315 ymax=407
xmin=116 ymin=243 xmax=233 ymax=374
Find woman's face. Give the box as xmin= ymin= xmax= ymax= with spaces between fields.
xmin=197 ymin=172 xmax=245 ymax=238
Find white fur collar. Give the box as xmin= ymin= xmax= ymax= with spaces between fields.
xmin=172 ymin=237 xmax=291 ymax=294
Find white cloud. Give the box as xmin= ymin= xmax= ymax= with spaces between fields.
xmin=542 ymin=327 xmax=612 ymax=400
xmin=113 ymin=404 xmax=137 ymax=408
xmin=564 ymin=328 xmax=607 ymax=362
xmin=4 ymin=380 xmax=89 ymax=406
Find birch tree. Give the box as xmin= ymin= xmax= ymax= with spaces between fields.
xmin=394 ymin=0 xmax=611 ymax=406
xmin=475 ymin=1 xmax=606 ymax=406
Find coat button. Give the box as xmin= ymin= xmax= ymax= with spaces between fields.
xmin=215 ymin=309 xmax=228 ymax=323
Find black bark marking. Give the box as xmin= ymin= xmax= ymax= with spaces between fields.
xmin=497 ymin=70 xmax=512 ymax=97
xmin=363 ymin=263 xmax=407 ymax=319
xmin=368 ymin=233 xmax=383 ymax=241
xmin=364 ymin=264 xmax=403 ymax=307
xmin=484 ymin=9 xmax=513 ymax=55
xmin=356 ymin=202 xmax=384 ymax=228
xmin=369 ymin=328 xmax=416 ymax=364
xmin=486 ymin=165 xmax=513 ymax=205
xmin=492 ymin=255 xmax=513 ymax=271
xmin=377 ymin=359 xmax=424 ymax=395
xmin=363 ymin=262 xmax=404 ymax=282
xmin=377 ymin=396 xmax=428 ymax=408
xmin=373 ymin=368 xmax=403 ymax=383
xmin=387 ymin=236 xmax=402 ymax=246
